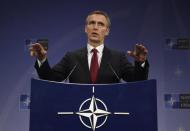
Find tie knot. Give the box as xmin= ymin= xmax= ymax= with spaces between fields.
xmin=91 ymin=48 xmax=98 ymax=53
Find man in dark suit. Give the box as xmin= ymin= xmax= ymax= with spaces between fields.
xmin=30 ymin=10 xmax=149 ymax=84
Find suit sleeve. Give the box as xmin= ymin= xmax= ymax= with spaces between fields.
xmin=134 ymin=60 xmax=149 ymax=81
xmin=35 ymin=53 xmax=71 ymax=82
xmin=120 ymin=52 xmax=149 ymax=82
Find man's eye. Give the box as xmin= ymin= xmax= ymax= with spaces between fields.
xmin=98 ymin=22 xmax=104 ymax=27
xmin=89 ymin=21 xmax=95 ymax=25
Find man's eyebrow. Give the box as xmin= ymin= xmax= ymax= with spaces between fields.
xmin=89 ymin=20 xmax=95 ymax=23
xmin=98 ymin=21 xmax=105 ymax=25
xmin=88 ymin=20 xmax=105 ymax=25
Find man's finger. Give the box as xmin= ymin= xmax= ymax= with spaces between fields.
xmin=144 ymin=49 xmax=148 ymax=54
xmin=136 ymin=44 xmax=144 ymax=50
xmin=31 ymin=43 xmax=44 ymax=52
xmin=135 ymin=44 xmax=148 ymax=54
xmin=127 ymin=51 xmax=138 ymax=59
xmin=127 ymin=51 xmax=134 ymax=56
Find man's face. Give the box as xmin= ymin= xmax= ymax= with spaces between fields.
xmin=85 ymin=14 xmax=109 ymax=45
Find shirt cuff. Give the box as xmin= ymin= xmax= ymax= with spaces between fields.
xmin=141 ymin=62 xmax=146 ymax=68
xmin=37 ymin=58 xmax=47 ymax=67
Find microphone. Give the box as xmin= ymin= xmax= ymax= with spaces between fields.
xmin=63 ymin=63 xmax=78 ymax=82
xmin=108 ymin=63 xmax=120 ymax=81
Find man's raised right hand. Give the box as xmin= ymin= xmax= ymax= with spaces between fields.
xmin=29 ymin=43 xmax=47 ymax=61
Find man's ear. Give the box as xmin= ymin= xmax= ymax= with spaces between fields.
xmin=85 ymin=25 xmax=87 ymax=33
xmin=105 ymin=28 xmax=110 ymax=36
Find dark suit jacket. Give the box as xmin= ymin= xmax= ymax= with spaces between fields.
xmin=35 ymin=46 xmax=149 ymax=84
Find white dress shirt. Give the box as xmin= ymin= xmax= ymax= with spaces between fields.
xmin=87 ymin=44 xmax=104 ymax=69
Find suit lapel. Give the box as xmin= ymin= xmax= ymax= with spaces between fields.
xmin=79 ymin=47 xmax=91 ymax=83
xmin=96 ymin=46 xmax=111 ymax=83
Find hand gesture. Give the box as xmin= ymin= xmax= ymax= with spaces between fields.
xmin=127 ymin=44 xmax=148 ymax=62
xmin=29 ymin=43 xmax=47 ymax=61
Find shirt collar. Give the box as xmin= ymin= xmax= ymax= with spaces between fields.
xmin=87 ymin=43 xmax=104 ymax=54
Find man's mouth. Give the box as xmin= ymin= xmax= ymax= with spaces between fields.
xmin=91 ymin=32 xmax=98 ymax=36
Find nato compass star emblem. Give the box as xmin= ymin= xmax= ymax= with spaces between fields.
xmin=57 ymin=86 xmax=130 ymax=131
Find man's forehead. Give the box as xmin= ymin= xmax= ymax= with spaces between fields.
xmin=87 ymin=14 xmax=107 ymax=22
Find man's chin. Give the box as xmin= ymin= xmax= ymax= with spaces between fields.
xmin=89 ymin=38 xmax=100 ymax=44
xmin=89 ymin=40 xmax=103 ymax=46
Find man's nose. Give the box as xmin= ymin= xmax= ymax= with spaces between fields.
xmin=92 ymin=23 xmax=99 ymax=29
